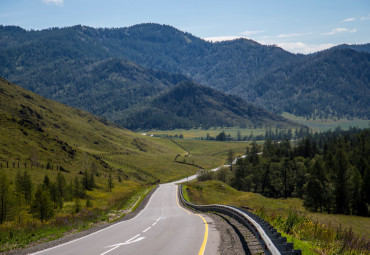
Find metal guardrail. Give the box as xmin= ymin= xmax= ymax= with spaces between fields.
xmin=179 ymin=184 xmax=301 ymax=255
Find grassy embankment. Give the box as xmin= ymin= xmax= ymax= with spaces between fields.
xmin=183 ymin=180 xmax=370 ymax=254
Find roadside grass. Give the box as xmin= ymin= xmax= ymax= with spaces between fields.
xmin=282 ymin=112 xmax=370 ymax=132
xmin=168 ymin=139 xmax=249 ymax=169
xmin=183 ymin=180 xmax=370 ymax=254
xmin=0 ymin=183 xmax=153 ymax=253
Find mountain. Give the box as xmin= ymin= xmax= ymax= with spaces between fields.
xmin=250 ymin=48 xmax=370 ymax=118
xmin=333 ymin=43 xmax=370 ymax=54
xmin=0 ymin=77 xmax=198 ymax=182
xmin=4 ymin=57 xmax=190 ymax=122
xmin=119 ymin=81 xmax=297 ymax=130
xmin=0 ymin=24 xmax=369 ymax=120
xmin=0 ymin=24 xmax=295 ymax=95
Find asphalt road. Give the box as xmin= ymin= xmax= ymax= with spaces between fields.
xmin=31 ymin=183 xmax=219 ymax=255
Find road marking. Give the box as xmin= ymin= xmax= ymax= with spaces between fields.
xmin=101 ymin=235 xmax=145 ymax=255
xmin=161 ymin=192 xmax=166 ymax=217
xmin=101 ymin=245 xmax=119 ymax=255
xmin=196 ymin=214 xmax=209 ymax=255
xmin=175 ymin=186 xmax=209 ymax=255
xmin=143 ymin=227 xmax=151 ymax=233
xmin=30 ymin=188 xmax=158 ymax=255
xmin=175 ymin=185 xmax=191 ymax=214
xmin=127 ymin=234 xmax=141 ymax=242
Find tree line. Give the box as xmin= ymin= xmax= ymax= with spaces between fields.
xmin=0 ymin=168 xmax=116 ymax=224
xmin=201 ymin=127 xmax=310 ymax=141
xmin=199 ymin=127 xmax=369 ymax=216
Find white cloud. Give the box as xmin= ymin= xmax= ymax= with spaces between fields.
xmin=343 ymin=17 xmax=355 ymax=22
xmin=323 ymin=27 xmax=357 ymax=35
xmin=42 ymin=0 xmax=64 ymax=6
xmin=277 ymin=33 xmax=306 ymax=38
xmin=361 ymin=15 xmax=370 ymax=21
xmin=239 ymin=30 xmax=265 ymax=36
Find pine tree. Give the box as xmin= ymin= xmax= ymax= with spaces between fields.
xmin=0 ymin=172 xmax=12 ymax=224
xmin=108 ymin=174 xmax=114 ymax=192
xmin=31 ymin=185 xmax=54 ymax=222
xmin=334 ymin=149 xmax=350 ymax=214
xmin=15 ymin=170 xmax=23 ymax=223
xmin=22 ymin=170 xmax=33 ymax=205
xmin=56 ymin=172 xmax=67 ymax=199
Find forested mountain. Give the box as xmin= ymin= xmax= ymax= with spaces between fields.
xmin=334 ymin=43 xmax=370 ymax=54
xmin=0 ymin=24 xmax=369 ymax=120
xmin=250 ymin=48 xmax=370 ymax=118
xmin=119 ymin=81 xmax=297 ymax=130
xmin=3 ymin=57 xmax=190 ymax=122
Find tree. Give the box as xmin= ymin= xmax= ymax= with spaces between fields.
xmin=56 ymin=172 xmax=67 ymax=200
xmin=74 ymin=176 xmax=86 ymax=198
xmin=237 ymin=130 xmax=242 ymax=141
xmin=43 ymin=175 xmax=50 ymax=188
xmin=15 ymin=170 xmax=23 ymax=223
xmin=350 ymin=168 xmax=367 ymax=216
xmin=22 ymin=170 xmax=33 ymax=205
xmin=0 ymin=173 xmax=12 ymax=224
xmin=49 ymin=182 xmax=63 ymax=209
xmin=303 ymin=161 xmax=325 ymax=212
xmin=31 ymin=185 xmax=54 ymax=222
xmin=333 ymin=149 xmax=350 ymax=214
xmin=216 ymin=131 xmax=226 ymax=141
xmin=31 ymin=148 xmax=39 ymax=167
xmin=249 ymin=141 xmax=260 ymax=166
xmin=227 ymin=149 xmax=234 ymax=171
xmin=216 ymin=167 xmax=230 ymax=183
xmin=108 ymin=174 xmax=114 ymax=192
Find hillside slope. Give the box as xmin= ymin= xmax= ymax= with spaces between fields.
xmin=0 ymin=77 xmax=196 ymax=182
xmin=120 ymin=81 xmax=297 ymax=130
xmin=250 ymin=48 xmax=370 ymax=118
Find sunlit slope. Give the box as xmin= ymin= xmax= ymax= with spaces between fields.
xmin=0 ymin=77 xmax=196 ymax=182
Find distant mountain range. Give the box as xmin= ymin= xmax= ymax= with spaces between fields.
xmin=0 ymin=23 xmax=369 ymax=128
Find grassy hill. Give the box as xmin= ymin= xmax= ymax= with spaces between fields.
xmin=0 ymin=77 xmax=199 ymax=183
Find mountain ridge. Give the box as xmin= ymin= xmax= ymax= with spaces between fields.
xmin=120 ymin=81 xmax=297 ymax=130
xmin=0 ymin=23 xmax=369 ymax=120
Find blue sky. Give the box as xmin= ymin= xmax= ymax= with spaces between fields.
xmin=1 ymin=0 xmax=369 ymax=54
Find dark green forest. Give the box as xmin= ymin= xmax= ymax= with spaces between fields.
xmin=1 ymin=24 xmax=369 ymax=122
xmin=212 ymin=128 xmax=370 ymax=216
xmin=120 ymin=81 xmax=297 ymax=130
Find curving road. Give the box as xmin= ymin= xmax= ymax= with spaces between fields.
xmin=31 ymin=183 xmax=219 ymax=255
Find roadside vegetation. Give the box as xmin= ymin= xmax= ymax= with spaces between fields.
xmin=182 ymin=127 xmax=370 ymax=254
xmin=183 ymin=181 xmax=369 ymax=254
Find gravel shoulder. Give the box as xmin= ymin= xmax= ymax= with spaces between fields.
xmin=205 ymin=212 xmax=265 ymax=255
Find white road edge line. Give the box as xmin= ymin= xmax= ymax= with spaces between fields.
xmin=30 ymin=188 xmax=159 ymax=255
